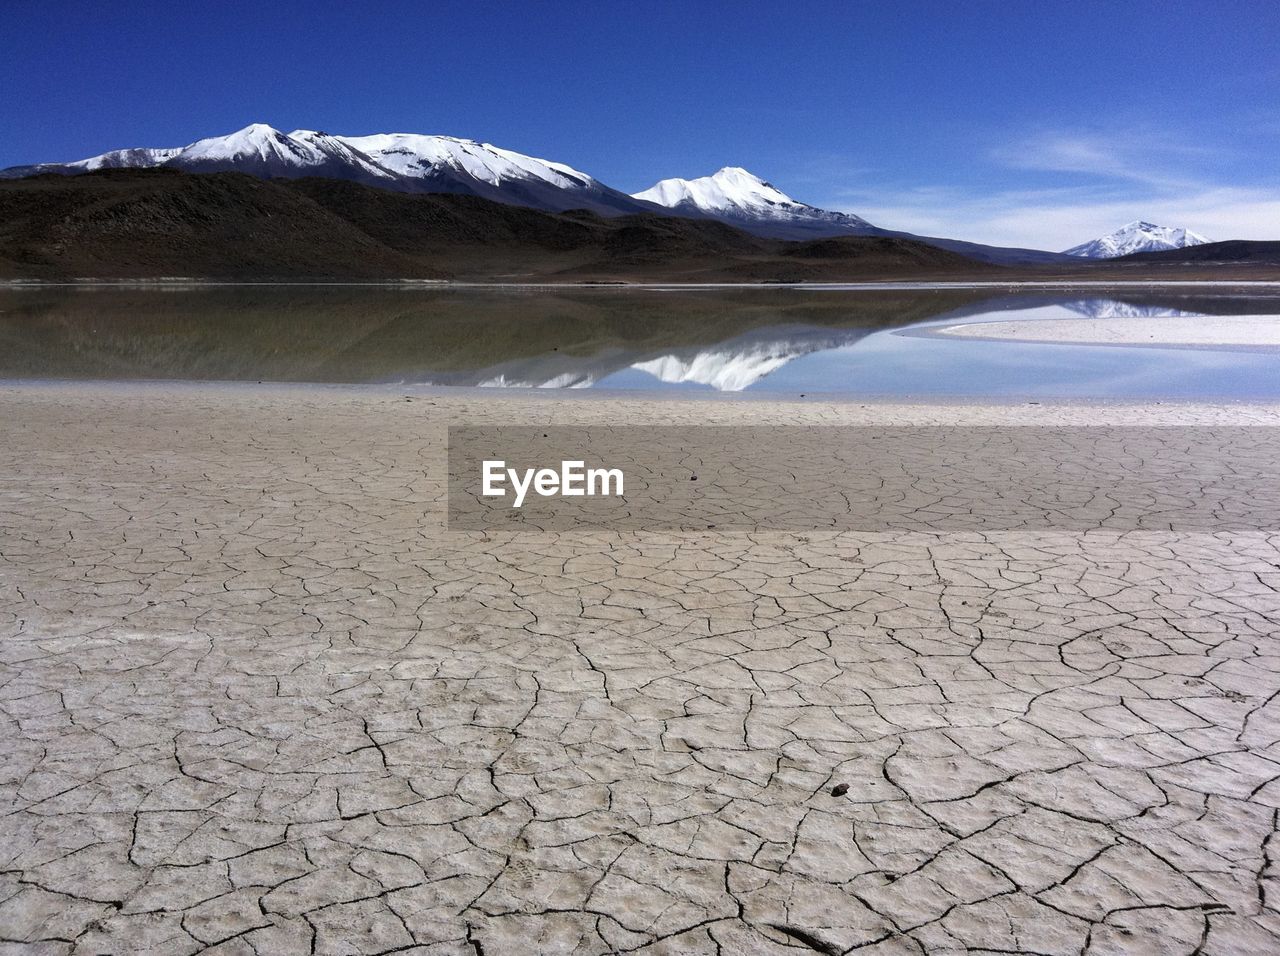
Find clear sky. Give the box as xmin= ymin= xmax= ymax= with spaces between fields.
xmin=4 ymin=0 xmax=1277 ymax=249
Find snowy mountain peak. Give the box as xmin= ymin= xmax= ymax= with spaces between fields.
xmin=631 ymin=166 xmax=875 ymax=235
xmin=1063 ymin=220 xmax=1212 ymax=258
xmin=179 ymin=124 xmax=312 ymax=163
xmin=198 ymin=123 xmax=286 ymax=148
xmin=633 ymin=166 xmax=801 ymax=215
xmin=710 ymin=166 xmax=772 ymax=187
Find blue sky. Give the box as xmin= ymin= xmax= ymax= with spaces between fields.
xmin=4 ymin=0 xmax=1277 ymax=249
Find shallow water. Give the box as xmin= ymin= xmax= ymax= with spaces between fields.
xmin=3 ymin=286 xmax=1279 ymax=399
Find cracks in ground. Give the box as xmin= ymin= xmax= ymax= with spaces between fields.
xmin=5 ymin=403 xmax=1280 ymax=954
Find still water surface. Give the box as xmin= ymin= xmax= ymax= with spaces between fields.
xmin=3 ymin=286 xmax=1278 ymax=399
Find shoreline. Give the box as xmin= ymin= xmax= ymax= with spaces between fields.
xmin=6 ymin=377 xmax=1280 ymax=419
xmin=5 ymin=277 xmax=1280 ymax=290
xmin=6 ymin=376 xmax=1280 ymax=410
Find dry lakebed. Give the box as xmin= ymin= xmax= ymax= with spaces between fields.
xmin=2 ymin=382 xmax=1280 ymax=954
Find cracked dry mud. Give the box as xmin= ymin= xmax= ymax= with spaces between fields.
xmin=3 ymin=383 xmax=1280 ymax=955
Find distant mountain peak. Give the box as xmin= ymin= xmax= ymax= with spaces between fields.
xmin=1064 ymin=220 xmax=1211 ymax=258
xmin=181 ymin=124 xmax=313 ymax=161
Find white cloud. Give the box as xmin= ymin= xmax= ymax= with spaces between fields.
xmin=988 ymin=128 xmax=1221 ymax=190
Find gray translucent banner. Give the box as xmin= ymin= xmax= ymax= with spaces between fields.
xmin=447 ymin=426 xmax=1280 ymax=532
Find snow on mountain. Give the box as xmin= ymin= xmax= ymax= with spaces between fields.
xmin=337 ymin=132 xmax=595 ymax=190
xmin=178 ymin=124 xmax=315 ymax=165
xmin=632 ymin=167 xmax=877 ymax=239
xmin=0 ymin=125 xmax=392 ymax=181
xmin=166 ymin=125 xmax=396 ymax=184
xmin=635 ymin=167 xmax=809 ymax=218
xmin=1063 ymin=221 xmax=1211 ymax=258
xmin=0 ymin=124 xmax=650 ymax=215
xmin=4 ymin=146 xmax=182 ymax=177
xmin=281 ymin=130 xmax=400 ymax=181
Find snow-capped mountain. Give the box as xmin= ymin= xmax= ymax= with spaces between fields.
xmin=0 ymin=124 xmax=654 ymax=216
xmin=632 ymin=167 xmax=878 ymax=239
xmin=1063 ymin=221 xmax=1211 ymax=258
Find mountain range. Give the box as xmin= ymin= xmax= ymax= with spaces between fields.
xmin=0 ymin=123 xmax=1253 ymax=275
xmin=0 ymin=167 xmax=997 ymax=281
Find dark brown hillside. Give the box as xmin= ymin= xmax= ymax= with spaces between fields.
xmin=283 ymin=177 xmax=605 ymax=250
xmin=0 ymin=169 xmax=430 ymax=279
xmin=1117 ymin=240 xmax=1280 ymax=265
xmin=281 ymin=175 xmax=775 ymax=277
xmin=602 ymin=218 xmax=769 ymax=259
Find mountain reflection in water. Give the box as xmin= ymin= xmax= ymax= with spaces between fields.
xmin=2 ymin=286 xmax=1279 ymax=399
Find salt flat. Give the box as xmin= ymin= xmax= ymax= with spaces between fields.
xmin=938 ymin=314 xmax=1280 ymax=348
xmin=3 ymin=383 xmax=1280 ymax=954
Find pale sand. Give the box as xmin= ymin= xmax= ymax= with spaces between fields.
xmin=4 ymin=382 xmax=1280 ymax=954
xmin=938 ymin=314 xmax=1280 ymax=347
